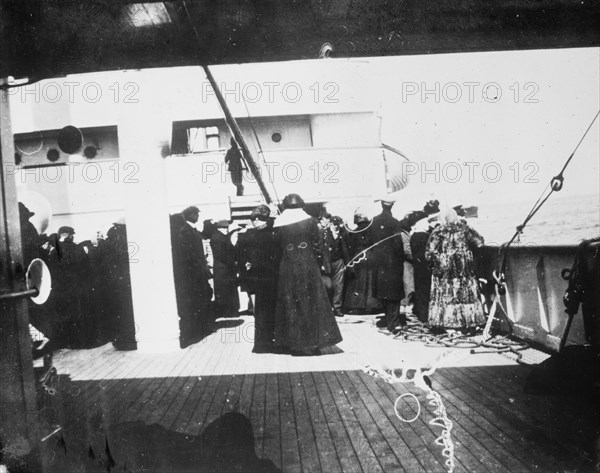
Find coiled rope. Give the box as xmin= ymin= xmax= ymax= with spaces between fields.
xmin=389 ymin=320 xmax=531 ymax=364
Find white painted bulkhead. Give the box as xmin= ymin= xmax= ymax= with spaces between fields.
xmin=8 ymin=61 xmax=391 ymax=350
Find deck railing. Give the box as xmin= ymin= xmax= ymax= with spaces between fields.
xmin=479 ymin=244 xmax=586 ymax=350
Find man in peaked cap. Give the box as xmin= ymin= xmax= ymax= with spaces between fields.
xmin=369 ymin=196 xmax=406 ymax=332
xmin=58 ymin=226 xmax=76 ymax=238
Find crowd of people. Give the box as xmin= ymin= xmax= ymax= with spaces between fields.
xmin=19 ymin=190 xmax=487 ymax=355
xmin=19 ymin=203 xmax=136 ymax=352
xmin=170 ymin=192 xmax=487 ymax=355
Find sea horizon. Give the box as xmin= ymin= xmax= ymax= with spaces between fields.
xmin=472 ymin=193 xmax=599 ymax=246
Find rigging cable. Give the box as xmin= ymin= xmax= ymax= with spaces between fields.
xmin=498 ymin=110 xmax=600 ymax=277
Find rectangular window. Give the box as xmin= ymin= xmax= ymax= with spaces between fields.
xmin=172 ymin=122 xmax=222 ymax=154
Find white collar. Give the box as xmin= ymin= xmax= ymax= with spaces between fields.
xmin=273 ymin=208 xmax=311 ymax=228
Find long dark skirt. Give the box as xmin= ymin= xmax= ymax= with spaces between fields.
xmin=274 ymin=248 xmax=342 ymax=352
xmin=343 ymin=265 xmax=382 ymax=313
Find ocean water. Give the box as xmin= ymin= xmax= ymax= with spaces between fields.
xmin=471 ymin=194 xmax=600 ymax=246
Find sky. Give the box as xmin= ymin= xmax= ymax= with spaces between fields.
xmin=372 ymin=48 xmax=599 ymax=207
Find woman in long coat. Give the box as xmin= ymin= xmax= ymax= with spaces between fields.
xmin=273 ymin=194 xmax=342 ymax=355
xmin=410 ymin=217 xmax=434 ymax=323
xmin=210 ymin=220 xmax=240 ymax=318
xmin=237 ymin=205 xmax=281 ymax=353
xmin=425 ymin=209 xmax=485 ymax=331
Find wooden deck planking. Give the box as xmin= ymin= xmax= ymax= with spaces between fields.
xmin=78 ymin=352 xmax=153 ymax=401
xmin=262 ymin=372 xmax=281 ymax=469
xmin=348 ymin=370 xmax=457 ymax=473
xmin=278 ymin=372 xmax=304 ymax=473
xmin=356 ymin=372 xmax=453 ymax=473
xmin=433 ymin=367 xmax=548 ymax=463
xmin=299 ymin=371 xmax=343 ymax=473
xmin=434 ymin=367 xmax=571 ymax=472
xmin=143 ymin=341 xmax=217 ymax=426
xmin=378 ymin=367 xmax=524 ymax=473
xmin=322 ymin=370 xmax=385 ymax=473
xmin=113 ymin=353 xmax=182 ymax=423
xmin=165 ymin=334 xmax=224 ymax=432
xmin=289 ymin=371 xmax=324 ymax=472
xmin=468 ymin=363 xmax=597 ymax=441
xmin=310 ymin=371 xmax=363 ymax=473
xmin=336 ymin=370 xmax=410 ymax=472
xmin=183 ymin=336 xmax=240 ymax=436
xmin=462 ymin=364 xmax=597 ymax=469
xmin=445 ymin=365 xmax=577 ymax=468
xmin=420 ymin=373 xmax=534 ymax=473
xmin=345 ymin=370 xmax=435 ymax=473
xmin=46 ymin=315 xmax=597 ymax=472
xmin=123 ymin=347 xmax=199 ymax=423
xmin=80 ymin=354 xmax=155 ymax=422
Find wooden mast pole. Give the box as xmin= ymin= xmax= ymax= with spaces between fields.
xmin=201 ymin=65 xmax=273 ymax=204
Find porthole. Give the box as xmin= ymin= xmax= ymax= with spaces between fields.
xmin=46 ymin=148 xmax=60 ymax=162
xmin=84 ymin=146 xmax=98 ymax=159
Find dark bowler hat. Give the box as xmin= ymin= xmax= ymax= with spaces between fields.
xmin=58 ymin=226 xmax=75 ymax=235
xmin=250 ymin=204 xmax=271 ymax=221
xmin=282 ymin=193 xmax=304 ymax=209
xmin=182 ymin=206 xmax=200 ymax=217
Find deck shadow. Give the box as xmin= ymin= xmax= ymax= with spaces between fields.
xmin=98 ymin=413 xmax=281 ymax=472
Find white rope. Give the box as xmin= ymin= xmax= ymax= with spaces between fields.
xmin=364 ymin=352 xmax=459 ymax=473
xmin=345 ymin=231 xmax=402 ymax=269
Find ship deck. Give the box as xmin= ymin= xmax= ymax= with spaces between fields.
xmin=44 ymin=315 xmax=598 ymax=473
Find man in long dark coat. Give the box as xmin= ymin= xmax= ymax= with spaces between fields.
xmin=99 ymin=220 xmax=136 ymax=349
xmin=370 ymin=199 xmax=405 ymax=332
xmin=47 ymin=226 xmax=90 ymax=347
xmin=173 ymin=206 xmax=213 ymax=346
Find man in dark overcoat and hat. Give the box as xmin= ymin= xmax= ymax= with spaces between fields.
xmin=369 ymin=197 xmax=405 ymax=332
xmin=173 ymin=206 xmax=213 ymax=346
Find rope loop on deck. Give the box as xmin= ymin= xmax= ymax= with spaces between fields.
xmin=394 ymin=393 xmax=421 ymax=423
xmin=364 ymin=362 xmax=456 ymax=473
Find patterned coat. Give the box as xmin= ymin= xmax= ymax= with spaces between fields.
xmin=425 ymin=221 xmax=485 ymax=328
